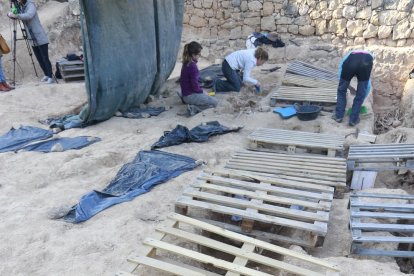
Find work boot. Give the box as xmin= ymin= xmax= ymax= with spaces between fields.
xmin=349 ymin=118 xmax=360 ymax=127
xmin=331 ymin=113 xmax=343 ymax=123
xmin=41 ymin=76 xmax=49 ymax=82
xmin=46 ymin=77 xmax=54 ymax=84
xmin=0 ymin=82 xmax=11 ymax=92
xmin=2 ymin=82 xmax=14 ymax=90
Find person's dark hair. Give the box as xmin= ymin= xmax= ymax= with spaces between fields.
xmin=19 ymin=0 xmax=27 ymax=5
xmin=182 ymin=41 xmax=202 ymax=65
xmin=254 ymin=47 xmax=269 ymax=62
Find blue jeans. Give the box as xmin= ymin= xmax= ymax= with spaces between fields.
xmin=214 ymin=60 xmax=242 ymax=92
xmin=0 ymin=57 xmax=5 ymax=82
xmin=335 ymin=78 xmax=369 ymax=123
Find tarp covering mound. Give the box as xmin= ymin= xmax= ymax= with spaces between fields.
xmin=80 ymin=0 xmax=184 ymax=124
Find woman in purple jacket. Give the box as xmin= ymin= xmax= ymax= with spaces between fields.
xmin=180 ymin=41 xmax=217 ymax=116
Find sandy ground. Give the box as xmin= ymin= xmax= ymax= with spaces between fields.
xmin=1 ymin=56 xmax=412 ymax=275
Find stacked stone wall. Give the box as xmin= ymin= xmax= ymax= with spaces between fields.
xmin=183 ymin=0 xmax=414 ymax=111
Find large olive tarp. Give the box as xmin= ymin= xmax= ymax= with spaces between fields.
xmin=79 ymin=0 xmax=184 ymax=124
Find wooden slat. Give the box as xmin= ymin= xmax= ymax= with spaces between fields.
xmin=351 ymin=211 xmax=414 ymax=220
xmin=176 ymin=196 xmax=327 ymax=235
xmin=235 ymin=150 xmax=346 ymax=162
xmin=353 ymin=236 xmax=414 ymax=243
xmin=352 ymin=247 xmax=414 ymax=258
xmin=143 ymin=238 xmax=273 ymax=276
xmin=350 ymin=192 xmax=414 ymax=200
xmin=169 ymin=213 xmax=339 ymax=272
xmin=226 ymin=243 xmax=256 ymax=276
xmin=201 ymin=170 xmax=335 ymax=193
xmin=351 ymin=222 xmax=414 ymax=232
xmin=282 ymin=73 xmax=337 ymax=89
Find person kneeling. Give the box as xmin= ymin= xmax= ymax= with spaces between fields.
xmin=180 ymin=41 xmax=218 ymax=116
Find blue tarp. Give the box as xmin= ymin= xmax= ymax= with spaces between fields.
xmin=21 ymin=136 xmax=101 ymax=153
xmin=151 ymin=121 xmax=242 ymax=149
xmin=118 ymin=107 xmax=166 ymax=119
xmin=0 ymin=126 xmax=53 ymax=153
xmin=63 ymin=150 xmax=198 ymax=223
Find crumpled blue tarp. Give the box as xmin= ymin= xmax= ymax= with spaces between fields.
xmin=117 ymin=107 xmax=166 ymax=119
xmin=63 ymin=150 xmax=198 ymax=223
xmin=44 ymin=114 xmax=84 ymax=130
xmin=21 ymin=136 xmax=101 ymax=153
xmin=151 ymin=121 xmax=242 ymax=149
xmin=0 ymin=126 xmax=53 ymax=153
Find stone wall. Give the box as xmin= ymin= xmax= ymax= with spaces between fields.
xmin=183 ymin=0 xmax=414 ymax=111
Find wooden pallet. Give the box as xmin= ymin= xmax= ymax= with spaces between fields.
xmin=282 ymin=73 xmax=338 ymax=89
xmin=175 ymin=169 xmax=335 ymax=248
xmin=248 ymin=128 xmax=344 ymax=157
xmin=286 ymin=60 xmax=337 ymax=81
xmin=349 ymin=192 xmax=414 ymax=257
xmin=58 ymin=60 xmax=85 ymax=81
xmin=270 ymin=86 xmax=337 ymax=105
xmin=121 ymin=213 xmax=340 ymax=276
xmin=225 ymin=150 xmax=347 ymax=188
xmin=347 ymin=143 xmax=414 ymax=171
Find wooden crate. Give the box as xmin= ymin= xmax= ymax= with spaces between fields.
xmin=248 ymin=128 xmax=344 ymax=157
xmin=175 ymin=169 xmax=335 ymax=248
xmin=121 ymin=213 xmax=340 ymax=276
xmin=347 ymin=143 xmax=414 ymax=171
xmin=349 ymin=192 xmax=414 ymax=257
xmin=270 ymin=86 xmax=337 ymax=105
xmin=58 ymin=60 xmax=85 ymax=81
xmin=282 ymin=73 xmax=337 ymax=89
xmin=225 ymin=150 xmax=347 ymax=188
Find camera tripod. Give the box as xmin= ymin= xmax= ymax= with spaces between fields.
xmin=10 ymin=0 xmax=39 ymax=86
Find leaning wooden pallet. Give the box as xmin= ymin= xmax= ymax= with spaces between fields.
xmin=175 ymin=169 xmax=335 ymax=248
xmin=270 ymin=86 xmax=337 ymax=104
xmin=121 ymin=213 xmax=340 ymax=276
xmin=283 ymin=73 xmax=337 ymax=89
xmin=286 ymin=60 xmax=337 ymax=81
xmin=225 ymin=150 xmax=347 ymax=188
xmin=349 ymin=192 xmax=414 ymax=257
xmin=347 ymin=143 xmax=414 ymax=171
xmin=248 ymin=128 xmax=344 ymax=157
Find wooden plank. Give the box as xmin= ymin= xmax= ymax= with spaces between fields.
xmin=195 ymin=177 xmax=333 ymax=201
xmin=226 ymin=243 xmax=256 ymax=276
xmin=155 ymin=226 xmax=325 ymax=276
xmin=203 ymin=169 xmax=334 ymax=193
xmin=351 ymin=211 xmax=414 ymax=220
xmin=143 ymin=238 xmax=273 ymax=276
xmin=176 ymin=196 xmax=328 ymax=235
xmin=350 ymin=192 xmax=414 ymax=200
xmin=250 ymin=128 xmax=344 ymax=141
xmin=127 ymin=256 xmax=206 ymax=276
xmin=350 ymin=202 xmax=414 ymax=210
xmin=352 ymin=247 xmax=414 ymax=258
xmin=353 ymin=236 xmax=414 ymax=243
xmin=351 ymin=222 xmax=414 ymax=232
xmin=234 ymin=150 xmax=346 ymax=163
xmin=169 ymin=213 xmax=339 ymax=272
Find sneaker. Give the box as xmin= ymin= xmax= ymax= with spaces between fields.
xmin=349 ymin=118 xmax=360 ymax=126
xmin=41 ymin=76 xmax=49 ymax=82
xmin=331 ymin=113 xmax=343 ymax=123
xmin=46 ymin=77 xmax=54 ymax=84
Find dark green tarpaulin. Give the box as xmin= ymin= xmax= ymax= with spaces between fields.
xmin=79 ymin=0 xmax=184 ymax=124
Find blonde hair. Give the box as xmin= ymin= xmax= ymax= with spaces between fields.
xmin=254 ymin=47 xmax=269 ymax=62
xmin=182 ymin=41 xmax=202 ymax=65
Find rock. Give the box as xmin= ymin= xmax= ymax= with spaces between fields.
xmin=378 ymin=25 xmax=393 ymax=38
xmin=189 ymin=15 xmax=207 ymax=27
xmin=332 ymin=9 xmax=343 ymax=19
xmin=378 ymin=10 xmax=398 ymax=25
xmin=262 ymin=2 xmax=274 ymax=16
xmin=299 ymin=25 xmax=315 ymax=35
xmin=261 ymin=16 xmax=276 ymax=31
xmin=244 ymin=16 xmax=260 ymax=26
xmin=354 ymin=37 xmax=366 ymax=45
xmin=343 ymin=5 xmax=357 ymax=19
xmin=392 ymin=119 xmax=402 ymax=127
xmin=397 ymin=0 xmax=414 ymax=11
xmin=315 ymin=19 xmax=327 ymax=35
xmin=356 ymin=7 xmax=372 ymax=19
xmin=393 ymin=19 xmax=412 ymax=40
xmin=276 ymin=16 xmax=294 ymax=25
xmin=329 ymin=19 xmax=348 ymax=34
xmin=248 ymin=0 xmax=262 ymax=11
xmin=343 ymin=0 xmax=356 ymax=4
xmin=363 ymin=24 xmax=379 ymax=38
xmin=232 ymin=0 xmax=241 ymax=7
xmin=298 ymin=4 xmax=309 ymax=16
xmin=288 ymin=25 xmax=299 ymax=34
xmin=346 ymin=20 xmax=365 ymax=37
xmin=371 ymin=0 xmax=383 ymax=10
xmin=370 ymin=11 xmax=379 ymax=25
xmin=384 ymin=0 xmax=398 ymax=10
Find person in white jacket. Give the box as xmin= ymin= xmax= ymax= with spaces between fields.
xmin=214 ymin=47 xmax=268 ymax=93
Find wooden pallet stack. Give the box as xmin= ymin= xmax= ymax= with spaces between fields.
xmin=57 ymin=59 xmax=85 ymax=81
xmin=285 ymin=60 xmax=337 ymax=81
xmin=282 ymin=73 xmax=337 ymax=89
xmin=175 ymin=169 xmax=335 ymax=247
xmin=248 ymin=128 xmax=345 ymax=157
xmin=120 ymin=213 xmax=340 ymax=276
xmin=349 ymin=192 xmax=414 ymax=257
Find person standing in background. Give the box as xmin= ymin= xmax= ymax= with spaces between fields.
xmin=8 ymin=0 xmax=54 ymax=84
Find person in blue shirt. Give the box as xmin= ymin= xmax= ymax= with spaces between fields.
xmin=332 ymin=50 xmax=374 ymax=126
